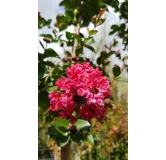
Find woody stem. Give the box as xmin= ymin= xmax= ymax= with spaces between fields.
xmin=71 ymin=16 xmax=82 ymax=58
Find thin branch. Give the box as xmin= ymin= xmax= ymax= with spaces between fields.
xmin=71 ymin=16 xmax=82 ymax=58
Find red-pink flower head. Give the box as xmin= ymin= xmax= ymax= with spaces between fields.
xmin=48 ymin=62 xmax=112 ymax=124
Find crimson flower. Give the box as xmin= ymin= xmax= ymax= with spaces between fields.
xmin=48 ymin=62 xmax=112 ymax=124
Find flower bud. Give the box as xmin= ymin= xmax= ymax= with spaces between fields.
xmin=43 ymin=38 xmax=51 ymax=43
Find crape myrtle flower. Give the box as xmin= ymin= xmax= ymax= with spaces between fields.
xmin=48 ymin=62 xmax=112 ymax=124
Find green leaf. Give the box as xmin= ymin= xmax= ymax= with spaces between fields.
xmin=43 ymin=61 xmax=55 ymax=67
xmin=73 ymin=34 xmax=82 ymax=43
xmin=58 ymin=134 xmax=70 ymax=147
xmin=66 ymin=31 xmax=73 ymax=40
xmin=87 ymin=28 xmax=90 ymax=34
xmin=60 ymin=43 xmax=64 ymax=47
xmin=55 ymin=118 xmax=69 ymax=128
xmin=109 ymin=30 xmax=117 ymax=35
xmin=56 ymin=15 xmax=67 ymax=23
xmin=59 ymin=0 xmax=66 ymax=6
xmin=97 ymin=0 xmax=105 ymax=7
xmin=38 ymin=53 xmax=44 ymax=62
xmin=91 ymin=17 xmax=96 ymax=24
xmin=47 ymin=19 xmax=52 ymax=26
xmin=38 ymin=64 xmax=45 ymax=79
xmin=79 ymin=33 xmax=85 ymax=38
xmin=70 ymin=133 xmax=83 ymax=142
xmin=107 ymin=51 xmax=115 ymax=56
xmin=100 ymin=51 xmax=107 ymax=55
xmin=120 ymin=23 xmax=126 ymax=31
xmin=113 ymin=65 xmax=121 ymax=77
xmin=86 ymin=37 xmax=95 ymax=45
xmin=96 ymin=19 xmax=105 ymax=26
xmin=38 ymin=15 xmax=52 ymax=29
xmin=55 ymin=22 xmax=67 ymax=32
xmin=58 ymin=34 xmax=63 ymax=40
xmin=97 ymin=56 xmax=103 ymax=65
xmin=48 ymin=125 xmax=69 ymax=137
xmin=56 ymin=127 xmax=69 ymax=136
xmin=42 ymin=19 xmax=52 ymax=28
xmin=111 ymin=24 xmax=120 ymax=31
xmin=48 ymin=126 xmax=69 ymax=146
xmin=48 ymin=126 xmax=59 ymax=136
xmin=74 ymin=119 xmax=91 ymax=130
xmin=52 ymin=67 xmax=65 ymax=80
xmin=104 ymin=61 xmax=110 ymax=66
xmin=40 ymin=34 xmax=54 ymax=40
xmin=65 ymin=11 xmax=73 ymax=21
xmin=44 ymin=48 xmax=59 ymax=58
xmin=47 ymin=86 xmax=57 ymax=92
xmin=84 ymin=44 xmax=95 ymax=52
xmin=59 ymin=23 xmax=68 ymax=32
xmin=97 ymin=51 xmax=113 ymax=65
xmin=87 ymin=134 xmax=94 ymax=145
xmin=112 ymin=40 xmax=118 ymax=47
xmin=38 ymin=90 xmax=49 ymax=107
xmin=52 ymin=39 xmax=58 ymax=43
xmin=38 ymin=15 xmax=44 ymax=29
xmin=65 ymin=51 xmax=71 ymax=57
xmin=78 ymin=57 xmax=86 ymax=63
xmin=39 ymin=40 xmax=45 ymax=51
xmin=89 ymin=30 xmax=98 ymax=36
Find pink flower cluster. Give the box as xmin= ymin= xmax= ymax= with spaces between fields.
xmin=48 ymin=62 xmax=111 ymax=124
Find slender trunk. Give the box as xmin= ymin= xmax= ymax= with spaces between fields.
xmin=61 ymin=144 xmax=71 ymax=160
xmin=71 ymin=16 xmax=81 ymax=58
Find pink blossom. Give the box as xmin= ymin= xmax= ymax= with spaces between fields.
xmin=48 ymin=62 xmax=112 ymax=123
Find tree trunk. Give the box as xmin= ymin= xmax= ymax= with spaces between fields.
xmin=61 ymin=144 xmax=71 ymax=160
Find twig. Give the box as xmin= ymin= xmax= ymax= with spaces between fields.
xmin=71 ymin=16 xmax=82 ymax=58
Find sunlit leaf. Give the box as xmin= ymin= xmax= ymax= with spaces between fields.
xmin=86 ymin=37 xmax=95 ymax=45
xmin=55 ymin=118 xmax=69 ymax=128
xmin=47 ymin=86 xmax=57 ymax=92
xmin=74 ymin=119 xmax=91 ymax=130
xmin=89 ymin=30 xmax=98 ymax=36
